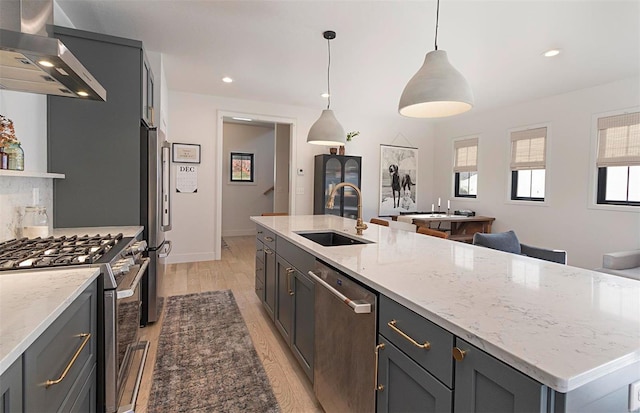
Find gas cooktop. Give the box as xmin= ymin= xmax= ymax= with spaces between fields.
xmin=0 ymin=233 xmax=126 ymax=271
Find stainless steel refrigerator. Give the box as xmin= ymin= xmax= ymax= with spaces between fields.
xmin=140 ymin=122 xmax=172 ymax=325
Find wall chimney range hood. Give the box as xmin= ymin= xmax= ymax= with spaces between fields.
xmin=0 ymin=0 xmax=106 ymax=101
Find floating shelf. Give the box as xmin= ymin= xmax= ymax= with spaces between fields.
xmin=0 ymin=170 xmax=65 ymax=179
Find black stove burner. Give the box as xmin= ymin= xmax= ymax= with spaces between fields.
xmin=0 ymin=233 xmax=124 ymax=271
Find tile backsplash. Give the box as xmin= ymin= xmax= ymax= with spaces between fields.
xmin=0 ymin=177 xmax=53 ymax=241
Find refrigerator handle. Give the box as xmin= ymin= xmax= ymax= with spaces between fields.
xmin=159 ymin=240 xmax=172 ymax=258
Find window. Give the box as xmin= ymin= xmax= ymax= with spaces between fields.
xmin=596 ymin=112 xmax=640 ymax=206
xmin=510 ymin=127 xmax=546 ymax=201
xmin=230 ymin=152 xmax=254 ymax=182
xmin=453 ymin=138 xmax=478 ymax=198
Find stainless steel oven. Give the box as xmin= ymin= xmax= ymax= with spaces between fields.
xmin=103 ymin=240 xmax=149 ymax=413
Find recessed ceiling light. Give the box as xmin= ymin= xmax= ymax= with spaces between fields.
xmin=321 ymin=93 xmax=330 ymax=98
xmin=38 ymin=60 xmax=54 ymax=67
xmin=222 ymin=77 xmax=233 ymax=83
xmin=77 ymin=91 xmax=89 ymax=97
xmin=232 ymin=117 xmax=252 ymax=122
xmin=543 ymin=49 xmax=561 ymax=57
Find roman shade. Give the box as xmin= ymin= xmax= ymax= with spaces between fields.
xmin=453 ymin=138 xmax=478 ymax=173
xmin=596 ymin=112 xmax=640 ymax=167
xmin=510 ymin=127 xmax=546 ymax=170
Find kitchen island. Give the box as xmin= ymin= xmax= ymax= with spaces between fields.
xmin=252 ymin=214 xmax=640 ymax=411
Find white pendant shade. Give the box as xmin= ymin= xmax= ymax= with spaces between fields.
xmin=399 ymin=50 xmax=474 ymax=118
xmin=307 ymin=109 xmax=346 ymax=146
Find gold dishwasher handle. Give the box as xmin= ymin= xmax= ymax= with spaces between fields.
xmin=375 ymin=343 xmax=385 ymax=391
xmin=387 ymin=320 xmax=431 ymax=350
xmin=45 ymin=333 xmax=91 ymax=388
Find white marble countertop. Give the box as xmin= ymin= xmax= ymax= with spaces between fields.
xmin=251 ymin=215 xmax=640 ymax=393
xmin=0 ymin=267 xmax=100 ymax=375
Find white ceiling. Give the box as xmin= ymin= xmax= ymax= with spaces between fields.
xmin=56 ymin=1 xmax=640 ymax=119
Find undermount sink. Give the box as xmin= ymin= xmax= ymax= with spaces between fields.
xmin=295 ymin=231 xmax=373 ymax=247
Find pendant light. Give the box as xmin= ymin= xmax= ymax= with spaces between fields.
xmin=307 ymin=30 xmax=346 ymax=146
xmin=399 ymin=0 xmax=474 ymax=118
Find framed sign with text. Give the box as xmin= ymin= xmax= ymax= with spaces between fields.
xmin=172 ymin=143 xmax=201 ymax=164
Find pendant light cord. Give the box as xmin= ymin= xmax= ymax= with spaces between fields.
xmin=326 ymin=37 xmax=331 ymax=110
xmin=434 ymin=0 xmax=440 ymax=50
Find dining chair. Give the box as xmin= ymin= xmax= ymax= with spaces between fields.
xmin=417 ymin=226 xmax=449 ymax=239
xmin=370 ymin=218 xmax=390 ymax=227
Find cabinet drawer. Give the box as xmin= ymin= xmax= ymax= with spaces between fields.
xmin=379 ymin=295 xmax=454 ymax=388
xmin=256 ymin=225 xmax=276 ymax=249
xmin=276 ymin=237 xmax=315 ymax=274
xmin=24 ymin=282 xmax=97 ymax=413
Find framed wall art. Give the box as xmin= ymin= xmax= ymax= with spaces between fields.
xmin=172 ymin=143 xmax=201 ymax=164
xmin=379 ymin=144 xmax=418 ymax=216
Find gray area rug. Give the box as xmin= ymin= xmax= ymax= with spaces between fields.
xmin=147 ymin=290 xmax=280 ymax=413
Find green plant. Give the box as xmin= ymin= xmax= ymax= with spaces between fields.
xmin=346 ymin=131 xmax=360 ymax=142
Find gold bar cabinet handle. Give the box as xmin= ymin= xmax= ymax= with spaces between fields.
xmin=45 ymin=333 xmax=91 ymax=388
xmin=286 ymin=268 xmax=295 ymax=296
xmin=387 ymin=320 xmax=431 ymax=350
xmin=264 ymin=248 xmax=274 ymax=255
xmin=375 ymin=343 xmax=385 ymax=391
xmin=264 ymin=236 xmax=274 ymax=242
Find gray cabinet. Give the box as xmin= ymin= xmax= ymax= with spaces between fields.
xmin=376 ymin=336 xmax=452 ymax=413
xmin=290 ymin=269 xmax=314 ymax=382
xmin=274 ymin=255 xmax=294 ymax=342
xmin=48 ymin=26 xmax=149 ymax=228
xmin=23 ymin=281 xmax=97 ymax=413
xmin=255 ymin=227 xmax=315 ymax=383
xmin=0 ymin=358 xmax=22 ymax=413
xmin=255 ymin=239 xmax=265 ymax=301
xmin=256 ymin=225 xmax=276 ymax=320
xmin=313 ymin=154 xmax=362 ymax=219
xmin=377 ymin=295 xmax=547 ymax=413
xmin=453 ymin=338 xmax=546 ymax=413
xmin=273 ymin=237 xmax=315 ymax=382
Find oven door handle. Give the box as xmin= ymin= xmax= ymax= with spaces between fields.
xmin=117 ymin=258 xmax=150 ymax=299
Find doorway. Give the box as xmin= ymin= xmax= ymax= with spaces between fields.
xmin=215 ymin=111 xmax=296 ymax=259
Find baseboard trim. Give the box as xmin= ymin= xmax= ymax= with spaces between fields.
xmin=222 ymin=229 xmax=256 ymax=237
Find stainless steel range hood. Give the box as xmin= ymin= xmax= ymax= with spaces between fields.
xmin=0 ymin=0 xmax=106 ymax=101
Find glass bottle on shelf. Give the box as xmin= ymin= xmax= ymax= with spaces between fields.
xmin=5 ymin=142 xmax=24 ymax=170
xmin=23 ymin=206 xmax=49 ymax=238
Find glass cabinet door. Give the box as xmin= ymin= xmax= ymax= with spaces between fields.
xmin=325 ymin=158 xmax=342 ymax=216
xmin=343 ymin=158 xmax=360 ymax=219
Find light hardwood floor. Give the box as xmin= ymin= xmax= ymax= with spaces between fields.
xmin=134 ymin=236 xmax=323 ymax=413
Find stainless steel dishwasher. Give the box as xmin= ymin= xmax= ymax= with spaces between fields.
xmin=308 ymin=260 xmax=377 ymax=413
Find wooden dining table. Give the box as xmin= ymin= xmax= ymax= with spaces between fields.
xmin=393 ymin=214 xmax=495 ymax=242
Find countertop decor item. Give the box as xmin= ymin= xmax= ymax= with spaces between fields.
xmin=398 ymin=0 xmax=474 ymax=118
xmin=346 ymin=131 xmax=360 ymax=142
xmin=307 ymin=31 xmax=346 ymax=146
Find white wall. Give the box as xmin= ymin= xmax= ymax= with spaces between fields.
xmin=166 ymin=90 xmax=434 ymax=263
xmin=432 ymin=76 xmax=640 ymax=269
xmin=0 ymin=91 xmax=47 ymax=172
xmin=222 ymin=123 xmax=275 ymax=236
